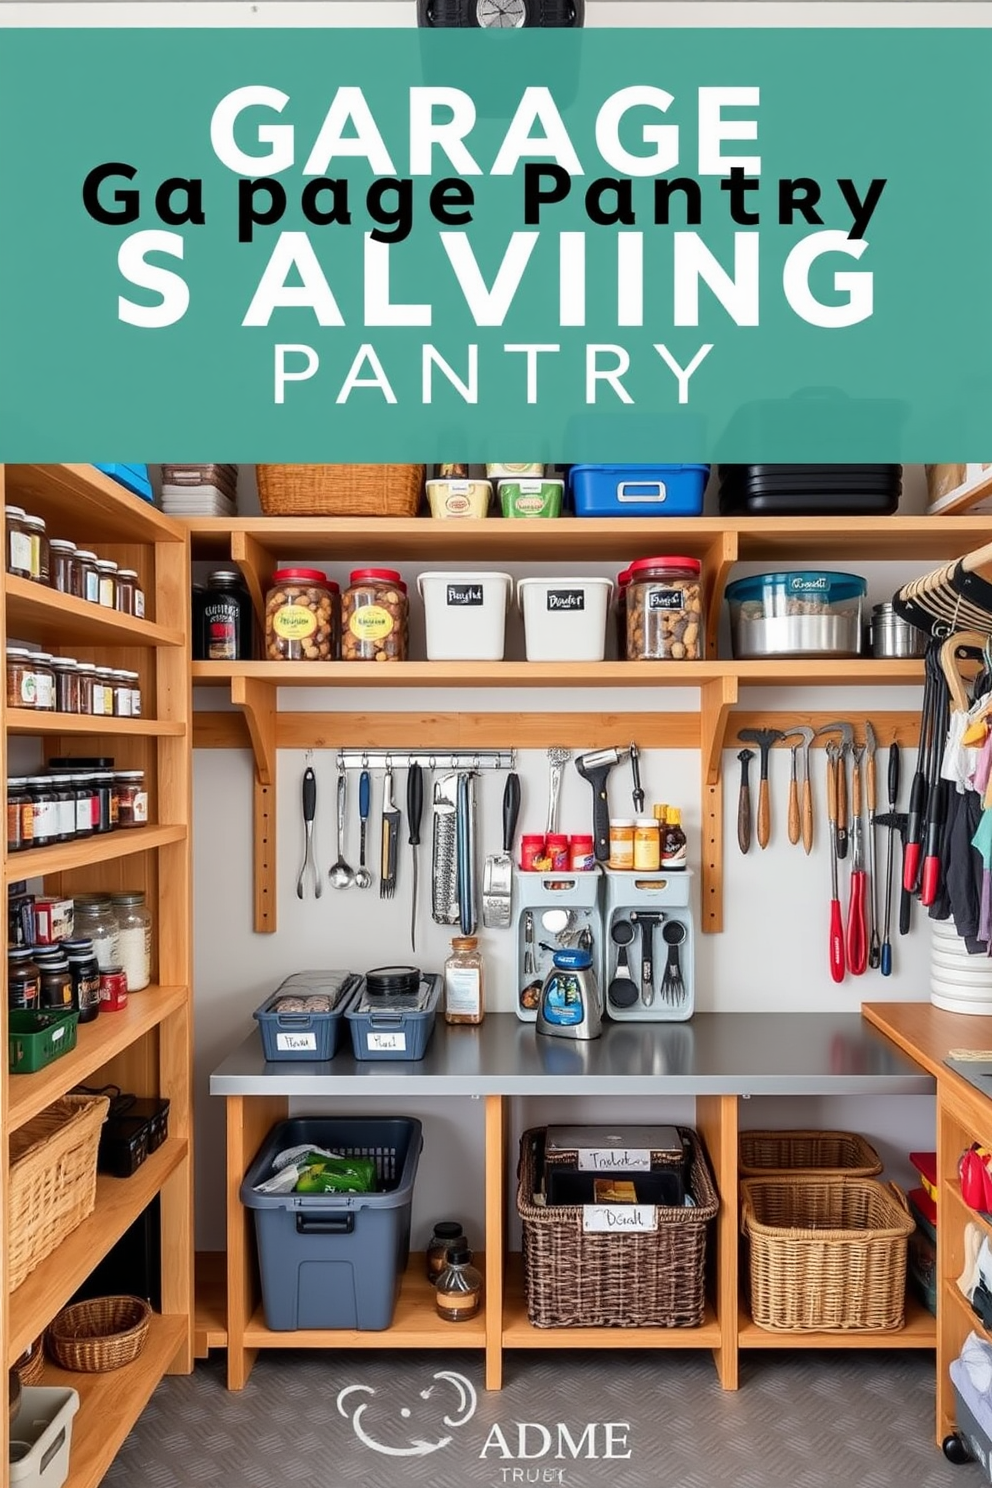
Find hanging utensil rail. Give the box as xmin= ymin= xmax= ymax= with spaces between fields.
xmin=335 ymin=749 xmax=515 ymax=771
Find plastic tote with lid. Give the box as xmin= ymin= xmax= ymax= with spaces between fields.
xmin=418 ymin=572 xmax=513 ymax=660
xmin=517 ymin=577 xmax=614 ymax=662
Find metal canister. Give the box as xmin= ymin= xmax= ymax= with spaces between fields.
xmin=870 ymin=602 xmax=927 ymax=658
xmin=99 ymin=965 xmax=128 ymax=1011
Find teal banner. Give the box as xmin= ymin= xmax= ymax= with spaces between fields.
xmin=0 ymin=27 xmax=989 ymax=461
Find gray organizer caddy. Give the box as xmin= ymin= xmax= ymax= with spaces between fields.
xmin=513 ymin=869 xmax=604 ymax=1022
xmin=603 ymin=870 xmax=694 ymax=1022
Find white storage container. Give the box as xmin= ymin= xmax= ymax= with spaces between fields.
xmin=418 ymin=571 xmax=513 ymax=660
xmin=9 ymin=1387 xmax=79 ymax=1488
xmin=517 ymin=577 xmax=613 ymax=662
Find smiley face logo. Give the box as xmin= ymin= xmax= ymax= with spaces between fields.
xmin=336 ymin=1370 xmax=477 ymax=1457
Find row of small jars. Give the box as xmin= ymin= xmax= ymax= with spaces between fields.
xmin=7 ymin=769 xmax=148 ymax=851
xmin=6 ymin=648 xmax=141 ymax=716
xmin=6 ymin=505 xmax=145 ymax=615
xmin=8 ymin=893 xmax=152 ymax=1019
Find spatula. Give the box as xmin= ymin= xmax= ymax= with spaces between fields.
xmin=483 ymin=772 xmax=520 ymax=929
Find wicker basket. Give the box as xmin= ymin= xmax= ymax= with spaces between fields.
xmin=738 ymin=1129 xmax=882 ymax=1179
xmin=740 ymin=1176 xmax=914 ymax=1333
xmin=8 ymin=1094 xmax=109 ymax=1291
xmin=47 ymin=1296 xmax=152 ymax=1373
xmin=14 ymin=1338 xmax=45 ymax=1387
xmin=517 ymin=1127 xmax=719 ymax=1328
xmin=256 ymin=464 xmax=425 ymax=518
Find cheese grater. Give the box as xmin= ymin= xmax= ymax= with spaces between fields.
xmin=431 ymin=773 xmax=460 ymax=924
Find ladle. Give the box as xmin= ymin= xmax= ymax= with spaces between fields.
xmin=328 ymin=769 xmax=355 ymax=890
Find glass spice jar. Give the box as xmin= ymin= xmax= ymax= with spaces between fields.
xmin=33 ymin=948 xmax=74 ymax=1011
xmin=75 ymin=550 xmax=99 ymax=604
xmin=110 ymin=891 xmax=152 ymax=991
xmin=5 ymin=505 xmax=32 ymax=578
xmin=203 ymin=570 xmax=253 ymax=661
xmin=264 ymin=568 xmax=338 ymax=662
xmin=96 ymin=559 xmax=118 ymax=608
xmin=341 ymin=568 xmax=408 ymax=662
xmin=73 ymin=897 xmax=121 ymax=970
xmin=48 ymin=539 xmax=77 ymax=594
xmin=115 ymin=568 xmax=143 ymax=617
xmin=434 ymin=1247 xmax=482 ymax=1322
xmin=426 ymin=1222 xmax=468 ymax=1283
xmin=50 ymin=657 xmax=79 ymax=714
xmin=63 ymin=939 xmax=101 ymax=1023
xmin=51 ymin=776 xmax=76 ymax=842
xmin=633 ymin=818 xmax=661 ymax=871
xmin=6 ymin=648 xmax=37 ymax=709
xmin=112 ymin=670 xmax=133 ymax=717
xmin=115 ymin=770 xmax=148 ymax=828
xmin=27 ymin=776 xmax=58 ymax=848
xmin=124 ymin=670 xmax=141 ymax=716
xmin=6 ymin=778 xmax=29 ymax=853
xmin=8 ymin=947 xmax=41 ymax=1011
xmin=608 ymin=819 xmax=635 ymax=870
xmin=23 ymin=515 xmax=49 ymax=584
xmin=626 ymin=556 xmax=705 ymax=662
xmin=94 ymin=668 xmax=116 ymax=718
xmin=443 ymin=936 xmax=484 ymax=1025
xmin=75 ymin=663 xmax=96 ymax=715
xmin=92 ymin=770 xmax=116 ymax=832
xmin=31 ymin=653 xmax=55 ymax=712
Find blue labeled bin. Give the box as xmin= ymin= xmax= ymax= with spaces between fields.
xmin=345 ymin=975 xmax=441 ymax=1062
xmin=241 ymin=1116 xmax=423 ymax=1331
xmin=253 ymin=972 xmax=360 ymax=1062
xmin=569 ymin=464 xmax=709 ymax=517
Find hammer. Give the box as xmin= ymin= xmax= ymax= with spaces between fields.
xmin=816 ymin=721 xmax=853 ymax=859
xmin=781 ymin=726 xmax=814 ymax=853
xmin=575 ymin=746 xmax=631 ymax=862
xmin=736 ymin=728 xmax=784 ymax=849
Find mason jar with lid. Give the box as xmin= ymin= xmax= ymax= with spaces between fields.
xmin=6 ymin=648 xmax=37 ymax=710
xmin=626 ymin=556 xmax=705 ymax=662
xmin=8 ymin=947 xmax=41 ymax=1011
xmin=124 ymin=670 xmax=142 ymax=717
xmin=51 ymin=657 xmax=79 ymax=714
xmin=93 ymin=668 xmax=116 ymax=718
xmin=63 ymin=939 xmax=101 ymax=1023
xmin=115 ymin=770 xmax=148 ymax=828
xmin=76 ymin=550 xmax=99 ymax=604
xmin=341 ymin=568 xmax=408 ymax=662
xmin=111 ymin=891 xmax=152 ymax=991
xmin=23 ymin=514 xmax=49 ymax=584
xmin=115 ymin=568 xmax=144 ymax=617
xmin=5 ymin=505 xmax=32 ymax=578
xmin=49 ymin=539 xmax=78 ymax=594
xmin=72 ymin=896 xmax=121 ymax=970
xmin=96 ymin=559 xmax=118 ymax=608
xmin=264 ymin=568 xmax=338 ymax=662
xmin=75 ymin=662 xmax=96 ymax=715
xmin=112 ymin=670 xmax=133 ymax=717
xmin=27 ymin=777 xmax=58 ymax=848
xmin=7 ymin=778 xmax=30 ymax=853
xmin=30 ymin=652 xmax=55 ymax=712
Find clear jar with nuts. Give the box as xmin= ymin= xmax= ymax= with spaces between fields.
xmin=626 ymin=556 xmax=704 ymax=661
xmin=342 ymin=568 xmax=409 ymax=662
xmin=264 ymin=568 xmax=339 ymax=662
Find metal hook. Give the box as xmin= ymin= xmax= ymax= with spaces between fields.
xmin=361 ymin=750 xmax=369 ymax=769
xmin=305 ymin=748 xmax=314 ymax=766
xmin=473 ymin=753 xmax=480 ymax=772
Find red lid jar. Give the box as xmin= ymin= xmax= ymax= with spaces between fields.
xmin=342 ymin=568 xmax=409 ymax=662
xmin=626 ymin=556 xmax=704 ymax=662
xmin=265 ymin=568 xmax=340 ymax=662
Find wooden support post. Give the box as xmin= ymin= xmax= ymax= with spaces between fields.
xmin=703 ymin=531 xmax=739 ymax=661
xmin=231 ymin=678 xmax=277 ymax=933
xmin=231 ymin=531 xmax=275 ymax=629
xmin=695 ymin=1095 xmax=739 ymax=1390
xmin=226 ymin=1093 xmax=287 ymax=1390
xmin=485 ymin=1095 xmax=506 ymax=1390
xmin=700 ymin=676 xmax=737 ymax=933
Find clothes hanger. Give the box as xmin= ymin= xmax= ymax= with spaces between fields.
xmin=940 ymin=630 xmax=991 ymax=715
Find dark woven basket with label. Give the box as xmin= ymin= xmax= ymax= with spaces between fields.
xmin=256 ymin=464 xmax=425 ymax=517
xmin=517 ymin=1126 xmax=719 ymax=1328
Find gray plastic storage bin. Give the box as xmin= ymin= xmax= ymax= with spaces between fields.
xmin=345 ymin=975 xmax=441 ymax=1061
xmin=9 ymin=1387 xmax=79 ymax=1488
xmin=240 ymin=1117 xmax=423 ymax=1331
xmin=253 ymin=971 xmax=360 ymax=1061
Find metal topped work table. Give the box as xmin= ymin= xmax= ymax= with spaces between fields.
xmin=211 ymin=1011 xmax=937 ymax=1395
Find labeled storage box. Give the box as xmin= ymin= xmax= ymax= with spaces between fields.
xmin=8 ymin=1094 xmax=110 ymax=1290
xmin=94 ymin=463 xmax=153 ymax=502
xmin=418 ymin=571 xmax=513 ymax=660
xmin=9 ymin=1386 xmax=79 ymax=1488
xmin=254 ymin=972 xmax=361 ymax=1062
xmin=740 ymin=1176 xmax=914 ymax=1332
xmin=544 ymin=1125 xmax=688 ymax=1206
xmin=569 ymin=464 xmax=709 ymax=517
xmin=517 ymin=1126 xmax=718 ymax=1328
xmin=738 ymin=1130 xmax=882 ymax=1179
xmin=9 ymin=1010 xmax=78 ymax=1075
xmin=517 ymin=576 xmax=613 ymax=662
xmin=346 ymin=975 xmax=441 ymax=1061
xmin=241 ymin=1116 xmax=423 ymax=1331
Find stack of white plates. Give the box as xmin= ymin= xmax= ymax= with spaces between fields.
xmin=931 ymin=919 xmax=992 ymax=1014
xmin=161 ymin=484 xmax=236 ymax=518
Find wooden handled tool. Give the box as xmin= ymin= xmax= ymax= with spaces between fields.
xmin=782 ymin=726 xmax=814 ymax=852
xmin=787 ymin=743 xmax=800 ymax=846
xmin=816 ymin=722 xmax=853 ymax=859
xmin=736 ymin=749 xmax=754 ymax=854
xmin=737 ymin=728 xmax=784 ymax=851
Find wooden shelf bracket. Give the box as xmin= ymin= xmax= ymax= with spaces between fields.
xmin=231 ymin=531 xmax=275 ymax=629
xmin=700 ymin=676 xmax=738 ymax=934
xmin=230 ymin=677 xmax=277 ymax=933
xmin=702 ymin=531 xmax=739 ymax=661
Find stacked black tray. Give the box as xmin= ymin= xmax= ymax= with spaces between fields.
xmin=719 ymin=464 xmax=902 ymax=516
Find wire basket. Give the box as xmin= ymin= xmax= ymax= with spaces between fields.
xmin=47 ymin=1296 xmax=152 ymax=1372
xmin=738 ymin=1129 xmax=882 ymax=1179
xmin=740 ymin=1176 xmax=914 ymax=1332
xmin=256 ymin=464 xmax=425 ymax=517
xmin=8 ymin=1094 xmax=110 ymax=1291
xmin=517 ymin=1127 xmax=718 ymax=1328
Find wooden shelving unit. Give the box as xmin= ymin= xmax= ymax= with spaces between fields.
xmin=2 ymin=465 xmax=194 ymax=1480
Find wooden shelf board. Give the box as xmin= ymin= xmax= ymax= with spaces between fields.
xmin=736 ymin=1293 xmax=936 ymax=1348
xmin=5 ymin=574 xmax=183 ymax=649
xmin=244 ymin=1256 xmax=485 ymax=1348
xmin=8 ymin=1138 xmax=189 ymax=1363
xmin=501 ymin=1258 xmax=720 ymax=1347
xmin=7 ymin=709 xmax=186 ymax=738
xmin=193 ymin=658 xmax=923 ymax=690
xmin=4 ymin=822 xmax=187 ymax=885
xmin=38 ymin=1312 xmax=187 ymax=1488
xmin=944 ymin=1279 xmax=991 ymax=1340
xmin=5 ymin=464 xmax=183 ymax=546
xmin=185 ymin=513 xmax=992 ymax=564
xmin=8 ymin=985 xmax=188 ymax=1132
xmin=195 ymin=1251 xmax=228 ymax=1356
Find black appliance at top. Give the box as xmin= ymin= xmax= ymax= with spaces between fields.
xmin=418 ymin=0 xmax=583 ymax=26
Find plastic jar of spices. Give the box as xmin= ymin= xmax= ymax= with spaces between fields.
xmin=75 ymin=550 xmax=99 ymax=604
xmin=6 ymin=648 xmax=37 ymax=709
xmin=63 ymin=939 xmax=101 ymax=1024
xmin=626 ymin=556 xmax=704 ymax=662
xmin=73 ymin=897 xmax=121 ymax=970
xmin=608 ymin=818 xmax=635 ymax=870
xmin=115 ymin=770 xmax=148 ymax=828
xmin=426 ymin=1222 xmax=468 ymax=1283
xmin=8 ymin=947 xmax=41 ymax=1012
xmin=96 ymin=559 xmax=118 ymax=608
xmin=342 ymin=569 xmax=408 ymax=662
xmin=633 ymin=818 xmax=661 ymax=871
xmin=23 ymin=515 xmax=49 ymax=584
xmin=100 ymin=966 xmax=129 ymax=1011
xmin=546 ymin=834 xmax=570 ymax=871
xmin=5 ymin=506 xmax=32 ymax=578
xmin=434 ymin=1247 xmax=482 ymax=1322
xmin=48 ymin=539 xmax=77 ymax=595
xmin=264 ymin=568 xmax=338 ymax=662
xmin=569 ymin=834 xmax=595 ymax=871
xmin=31 ymin=653 xmax=55 ymax=712
xmin=519 ymin=835 xmax=546 ymax=872
xmin=50 ymin=657 xmax=79 ymax=715
xmin=203 ymin=570 xmax=253 ymax=661
xmin=110 ymin=891 xmax=152 ymax=991
xmin=115 ymin=568 xmax=145 ymax=618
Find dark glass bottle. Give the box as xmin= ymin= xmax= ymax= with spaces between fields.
xmin=200 ymin=571 xmax=252 ymax=661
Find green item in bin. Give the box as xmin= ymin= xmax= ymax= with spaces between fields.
xmin=294 ymin=1151 xmax=377 ymax=1194
xmin=8 ymin=1008 xmax=79 ymax=1074
xmin=499 ymin=479 xmax=563 ymax=519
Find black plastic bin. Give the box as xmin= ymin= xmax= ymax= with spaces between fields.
xmin=240 ymin=1117 xmax=423 ymax=1331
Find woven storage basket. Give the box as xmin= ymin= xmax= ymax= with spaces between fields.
xmin=738 ymin=1129 xmax=882 ymax=1179
xmin=740 ymin=1176 xmax=914 ymax=1333
xmin=47 ymin=1295 xmax=151 ymax=1372
xmin=256 ymin=464 xmax=425 ymax=518
xmin=14 ymin=1339 xmax=45 ymax=1387
xmin=517 ymin=1127 xmax=719 ymax=1328
xmin=8 ymin=1094 xmax=110 ymax=1291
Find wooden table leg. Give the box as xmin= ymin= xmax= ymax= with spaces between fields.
xmin=226 ymin=1093 xmax=286 ymax=1390
xmin=484 ymin=1094 xmax=505 ymax=1391
xmin=696 ymin=1093 xmax=740 ymax=1391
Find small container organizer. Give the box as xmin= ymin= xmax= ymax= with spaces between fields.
xmin=717 ymin=464 xmax=901 ymax=518
xmin=241 ymin=1116 xmax=423 ymax=1331
xmin=513 ymin=870 xmax=604 ymax=1022
xmin=907 ymin=1189 xmax=937 ymax=1317
xmin=9 ymin=1386 xmax=79 ymax=1488
xmin=604 ymin=871 xmax=694 ymax=1023
xmin=516 ymin=1126 xmax=718 ymax=1328
xmin=8 ymin=1094 xmax=110 ymax=1291
xmin=8 ymin=1009 xmax=78 ymax=1075
xmin=739 ymin=1176 xmax=915 ymax=1332
xmin=517 ymin=577 xmax=614 ymax=662
xmin=725 ymin=571 xmax=867 ymax=659
xmin=345 ymin=974 xmax=442 ymax=1061
xmin=47 ymin=1295 xmax=151 ymax=1372
xmin=256 ymin=464 xmax=425 ymax=517
xmin=569 ymin=464 xmax=709 ymax=517
xmin=542 ymin=1124 xmax=689 ymax=1207
xmin=82 ymin=1087 xmax=171 ymax=1178
xmin=737 ymin=1129 xmax=882 ymax=1179
xmin=418 ymin=571 xmax=513 ymax=661
xmin=253 ymin=972 xmax=362 ymax=1061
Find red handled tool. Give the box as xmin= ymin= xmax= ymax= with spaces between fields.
xmin=920 ymin=778 xmax=947 ymax=908
xmin=846 ymin=745 xmax=868 ymax=976
xmin=880 ymin=742 xmax=900 ymax=976
xmin=825 ymin=742 xmax=845 ymax=983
